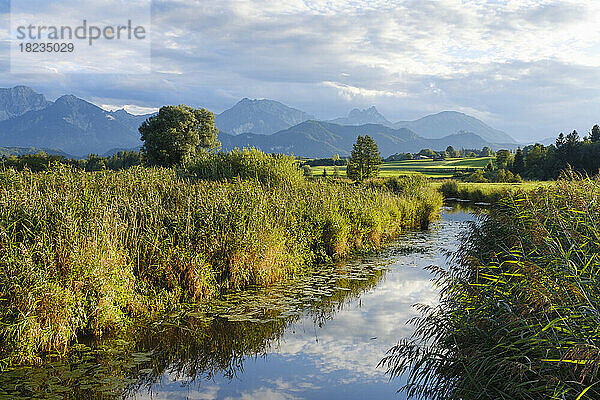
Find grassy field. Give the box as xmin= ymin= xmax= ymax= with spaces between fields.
xmin=310 ymin=157 xmax=493 ymax=179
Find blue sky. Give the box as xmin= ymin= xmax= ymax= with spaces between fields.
xmin=2 ymin=0 xmax=600 ymax=141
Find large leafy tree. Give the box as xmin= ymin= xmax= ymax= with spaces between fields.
xmin=495 ymin=149 xmax=512 ymax=170
xmin=481 ymin=146 xmax=493 ymax=157
xmin=445 ymin=145 xmax=457 ymax=158
xmin=139 ymin=105 xmax=220 ymax=167
xmin=346 ymin=135 xmax=382 ymax=182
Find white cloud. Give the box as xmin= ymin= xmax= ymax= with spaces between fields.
xmin=100 ymin=103 xmax=158 ymax=115
xmin=321 ymin=81 xmax=408 ymax=100
xmin=9 ymin=0 xmax=152 ymax=74
xmin=223 ymin=388 xmax=302 ymax=400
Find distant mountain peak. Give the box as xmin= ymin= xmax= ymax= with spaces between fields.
xmin=330 ymin=105 xmax=392 ymax=127
xmin=0 ymin=85 xmax=50 ymax=121
xmin=215 ymin=98 xmax=315 ymax=135
xmin=55 ymin=94 xmax=82 ymax=104
xmin=348 ymin=105 xmax=381 ymax=118
xmin=0 ymin=91 xmax=143 ymax=156
xmin=110 ymin=109 xmax=130 ymax=116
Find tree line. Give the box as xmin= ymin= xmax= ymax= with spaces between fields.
xmin=499 ymin=126 xmax=600 ymax=180
xmin=0 ymin=150 xmax=143 ymax=172
xmin=387 ymin=146 xmax=494 ymax=161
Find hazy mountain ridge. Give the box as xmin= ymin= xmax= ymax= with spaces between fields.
xmin=394 ymin=111 xmax=514 ymax=143
xmin=220 ymin=120 xmax=509 ymax=158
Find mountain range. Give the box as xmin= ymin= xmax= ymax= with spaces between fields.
xmin=217 ymin=99 xmax=515 ymax=144
xmin=0 ymin=86 xmax=517 ymax=158
xmin=0 ymin=87 xmax=149 ymax=156
xmin=393 ymin=111 xmax=514 ymax=143
xmin=219 ymin=121 xmax=502 ymax=158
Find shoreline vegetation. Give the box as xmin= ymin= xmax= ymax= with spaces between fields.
xmin=437 ymin=180 xmax=551 ymax=203
xmin=0 ymin=148 xmax=442 ymax=367
xmin=382 ymin=173 xmax=600 ymax=399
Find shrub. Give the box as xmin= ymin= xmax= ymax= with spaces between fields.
xmin=439 ymin=180 xmax=459 ymax=198
xmin=185 ymin=148 xmax=304 ymax=187
xmin=302 ymin=165 xmax=313 ymax=178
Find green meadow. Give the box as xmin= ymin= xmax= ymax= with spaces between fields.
xmin=310 ymin=157 xmax=494 ymax=179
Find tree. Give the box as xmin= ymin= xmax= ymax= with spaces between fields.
xmin=556 ymin=132 xmax=565 ymax=148
xmin=139 ymin=105 xmax=220 ymax=167
xmin=467 ymin=169 xmax=488 ymax=183
xmin=495 ymin=149 xmax=512 ymax=170
xmin=445 ymin=146 xmax=457 ymax=158
xmin=346 ymin=135 xmax=382 ymax=182
xmin=302 ymin=165 xmax=312 ymax=177
xmin=591 ymin=125 xmax=600 ymax=143
xmin=513 ymin=147 xmax=524 ymax=175
xmin=481 ymin=146 xmax=493 ymax=157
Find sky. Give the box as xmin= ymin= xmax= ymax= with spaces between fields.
xmin=2 ymin=0 xmax=600 ymax=142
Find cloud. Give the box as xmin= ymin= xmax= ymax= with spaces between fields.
xmin=223 ymin=387 xmax=302 ymax=400
xmin=126 ymin=211 xmax=469 ymax=399
xmin=321 ymin=81 xmax=408 ymax=100
xmin=268 ymin=217 xmax=468 ymax=383
xmin=1 ymin=0 xmax=599 ymax=140
xmin=100 ymin=103 xmax=159 ymax=115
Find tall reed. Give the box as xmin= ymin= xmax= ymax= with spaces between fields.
xmin=381 ymin=172 xmax=600 ymax=399
xmin=0 ymin=160 xmax=442 ymax=366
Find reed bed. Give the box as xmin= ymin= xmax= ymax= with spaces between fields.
xmin=381 ymin=173 xmax=600 ymax=399
xmin=0 ymin=159 xmax=442 ymax=366
xmin=437 ymin=180 xmax=549 ymax=203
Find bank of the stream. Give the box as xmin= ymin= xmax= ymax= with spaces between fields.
xmin=383 ymin=174 xmax=600 ymax=399
xmin=436 ymin=180 xmax=550 ymax=203
xmin=0 ymin=154 xmax=442 ymax=367
xmin=0 ymin=206 xmax=474 ymax=400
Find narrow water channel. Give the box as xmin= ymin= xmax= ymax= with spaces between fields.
xmin=0 ymin=206 xmax=478 ymax=400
